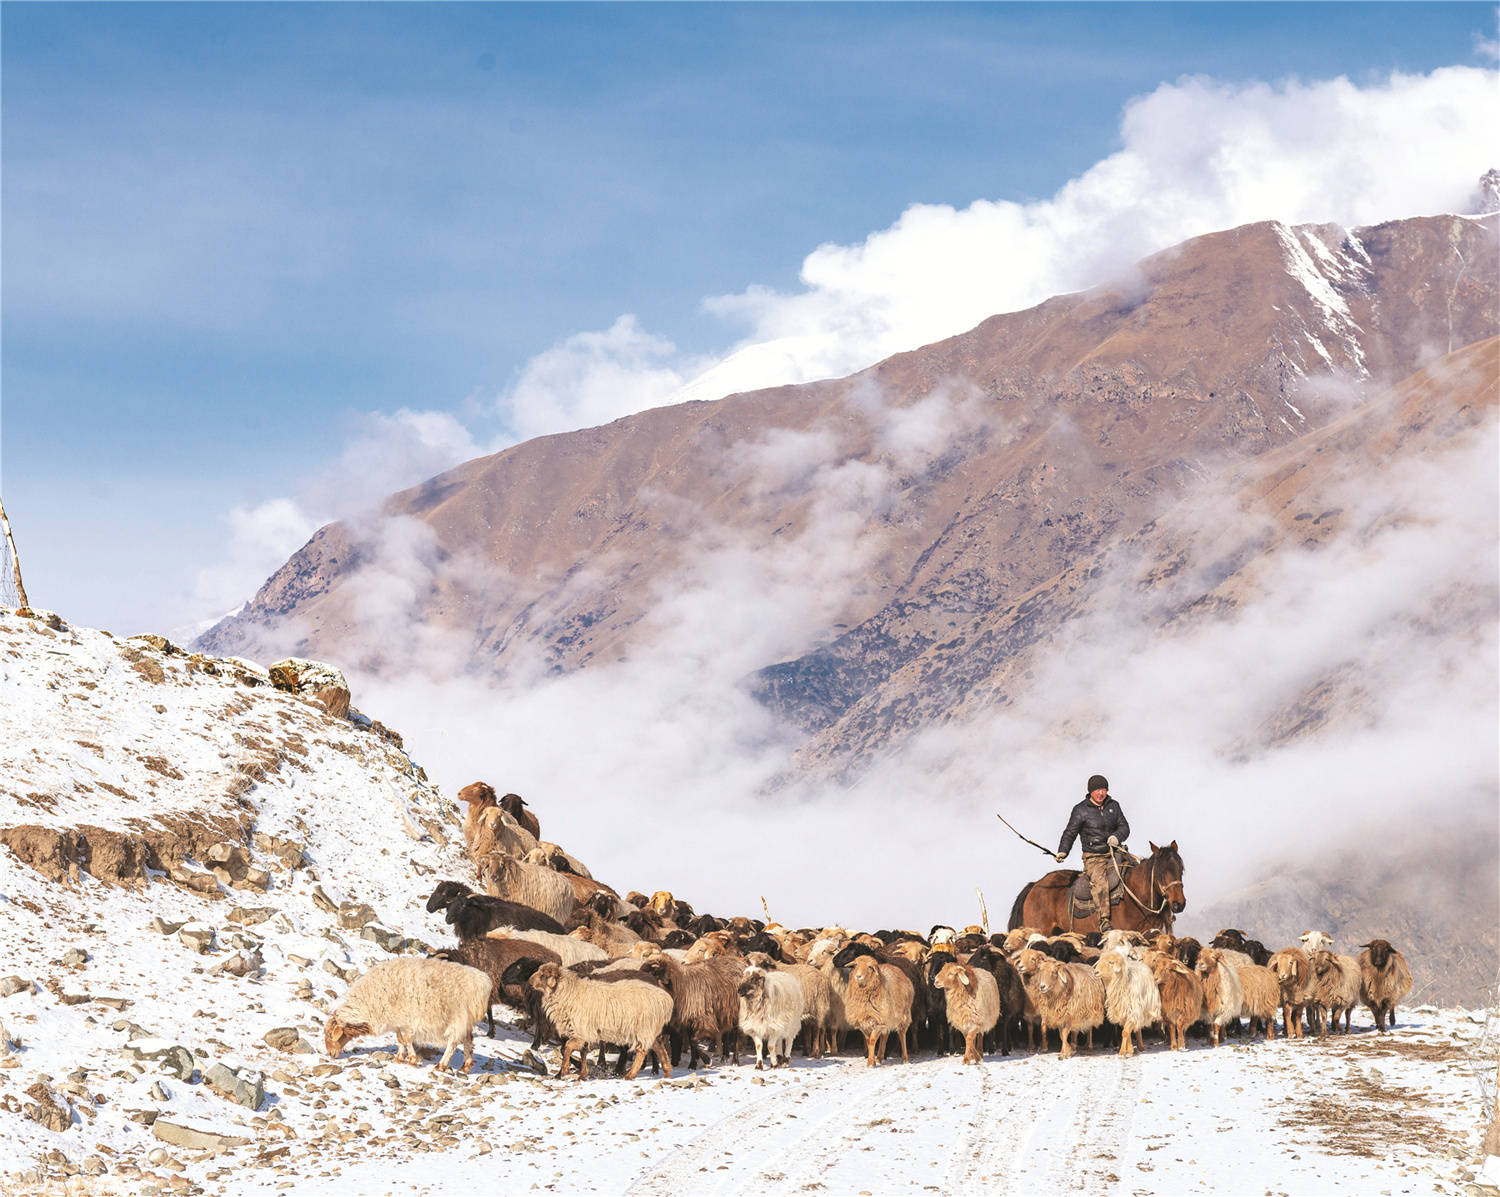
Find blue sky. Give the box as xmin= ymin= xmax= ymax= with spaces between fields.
xmin=2 ymin=3 xmax=1496 ymax=632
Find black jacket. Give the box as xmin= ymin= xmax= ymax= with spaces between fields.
xmin=1057 ymin=796 xmax=1129 ymax=857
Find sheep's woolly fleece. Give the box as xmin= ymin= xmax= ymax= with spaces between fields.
xmin=0 ymin=607 xmax=1492 ymax=1196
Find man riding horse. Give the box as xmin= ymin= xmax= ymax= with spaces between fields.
xmin=1054 ymin=774 xmax=1129 ymax=933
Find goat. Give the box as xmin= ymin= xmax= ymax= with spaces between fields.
xmin=1357 ymin=939 xmax=1413 ymax=1033
xmin=1095 ymin=950 xmax=1161 ymax=1057
xmin=325 ymin=958 xmax=490 ymax=1072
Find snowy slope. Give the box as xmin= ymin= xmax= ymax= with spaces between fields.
xmin=1 ymin=605 xmax=1494 ymax=1195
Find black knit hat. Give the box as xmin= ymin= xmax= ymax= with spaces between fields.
xmin=1087 ymin=774 xmax=1109 ymax=794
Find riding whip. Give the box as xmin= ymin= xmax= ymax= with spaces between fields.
xmin=996 ymin=812 xmax=1055 ymax=857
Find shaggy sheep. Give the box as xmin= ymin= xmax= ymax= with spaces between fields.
xmin=497 ymin=791 xmax=541 ymax=840
xmin=1194 ymin=948 xmax=1246 ymax=1047
xmin=933 ymin=961 xmax=1000 ymax=1064
xmin=428 ymin=938 xmax=561 ymax=1034
xmin=1358 ymin=939 xmax=1414 ymax=1033
xmin=491 ymin=927 xmax=607 ymax=968
xmin=528 ymin=849 xmax=620 ymax=910
xmin=831 ymin=943 xmax=928 ymax=1057
xmin=1300 ymin=930 xmax=1334 ymax=955
xmin=1236 ymin=962 xmax=1282 ymax=1040
xmin=845 ymin=955 xmax=915 ymax=1066
xmin=325 ymin=958 xmax=491 ymax=1073
xmin=683 ymin=931 xmax=738 ymax=963
xmin=737 ymin=965 xmax=805 ymax=1069
xmin=637 ymin=952 xmax=741 ymax=1069
xmin=479 ymin=853 xmax=577 ymax=925
xmin=458 ymin=782 xmax=540 ymax=860
xmin=431 ymin=886 xmax=566 ymax=939
xmin=1095 ymin=951 xmax=1162 ymax=1058
xmin=564 ymin=908 xmax=642 ymax=957
xmin=1307 ymin=949 xmax=1362 ymax=1036
xmin=1145 ymin=950 xmax=1203 ymax=1052
xmin=537 ymin=841 xmax=593 ymax=880
xmin=1267 ymin=948 xmax=1315 ymax=1039
xmin=1029 ymin=956 xmax=1105 ymax=1060
xmin=975 ymin=947 xmax=1026 ymax=1057
xmin=527 ymin=962 xmax=672 ymax=1081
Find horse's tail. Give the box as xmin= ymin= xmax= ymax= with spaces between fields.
xmin=1007 ymin=882 xmax=1036 ymax=931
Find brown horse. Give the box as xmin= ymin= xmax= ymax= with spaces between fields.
xmin=1007 ymin=840 xmax=1186 ymax=936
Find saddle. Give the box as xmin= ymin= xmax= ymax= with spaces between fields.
xmin=1067 ymin=851 xmax=1136 ymax=919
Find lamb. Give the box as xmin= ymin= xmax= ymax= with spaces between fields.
xmin=737 ymin=965 xmax=805 ymax=1069
xmin=932 ymin=961 xmax=1000 ymax=1064
xmin=1268 ymin=948 xmax=1315 ymax=1039
xmin=427 ymin=938 xmax=561 ymax=1034
xmin=1094 ymin=950 xmax=1162 ymax=1057
xmin=1029 ymin=956 xmax=1105 ymax=1060
xmin=1194 ymin=948 xmax=1245 ymax=1047
xmin=1358 ymin=939 xmax=1414 ymax=1032
xmin=490 ymin=927 xmax=607 ymax=968
xmin=845 ymin=955 xmax=915 ymax=1066
xmin=527 ymin=962 xmax=672 ymax=1080
xmin=479 ymin=853 xmax=577 ymax=925
xmin=324 ymin=958 xmax=491 ymax=1073
xmin=637 ymin=953 xmax=741 ymax=1069
xmin=1307 ymin=949 xmax=1362 ymax=1036
xmin=428 ymin=884 xmax=566 ymax=939
xmin=1145 ymin=950 xmax=1203 ymax=1051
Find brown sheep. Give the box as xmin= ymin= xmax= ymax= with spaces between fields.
xmin=458 ymin=782 xmax=539 ymax=861
xmin=1268 ymin=948 xmax=1315 ymax=1039
xmin=1145 ymin=950 xmax=1203 ymax=1051
xmin=1307 ymin=949 xmax=1362 ymax=1037
xmin=933 ymin=961 xmax=1000 ymax=1064
xmin=637 ymin=953 xmax=741 ymax=1069
xmin=844 ymin=955 xmax=915 ymax=1067
xmin=1237 ymin=962 xmax=1282 ymax=1040
xmin=1357 ymin=939 xmax=1414 ymax=1033
xmin=497 ymin=791 xmax=541 ymax=840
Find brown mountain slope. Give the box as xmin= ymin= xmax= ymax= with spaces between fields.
xmin=200 ymin=214 xmax=1498 ymax=765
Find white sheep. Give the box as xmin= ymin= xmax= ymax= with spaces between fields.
xmin=528 ymin=962 xmax=673 ymax=1080
xmin=933 ymin=961 xmax=1000 ymax=1064
xmin=1094 ymin=950 xmax=1162 ymax=1057
xmin=1195 ymin=948 xmax=1246 ymax=1047
xmin=479 ymin=853 xmax=577 ymax=925
xmin=324 ymin=958 xmax=491 ymax=1073
xmin=489 ymin=927 xmax=607 ymax=968
xmin=736 ymin=965 xmax=805 ymax=1069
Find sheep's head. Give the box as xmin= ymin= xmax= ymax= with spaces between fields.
xmin=425 ymin=881 xmax=467 ymax=913
xmin=736 ymin=967 xmax=767 ymax=1002
xmin=1300 ymin=930 xmax=1333 ymax=954
xmin=849 ymin=956 xmax=883 ymax=992
xmin=744 ymin=951 xmax=778 ymax=971
xmin=650 ymin=891 xmax=675 ymax=918
xmin=528 ymin=962 xmax=563 ymax=996
xmin=1013 ymin=948 xmax=1046 ymax=980
xmin=1195 ymin=947 xmax=1221 ymax=978
xmin=457 ymin=781 xmax=496 ymax=809
xmin=628 ymin=941 xmax=662 ymax=959
xmin=324 ymin=1016 xmax=369 ymax=1059
xmin=933 ymin=962 xmax=970 ymax=994
xmin=638 ymin=956 xmax=672 ymax=988
xmin=1211 ymin=928 xmax=1247 ymax=951
xmin=498 ymin=792 xmax=527 ymax=818
xmin=1271 ymin=949 xmax=1308 ymax=987
xmin=524 ymin=847 xmax=552 ymax=868
xmin=1033 ymin=958 xmax=1068 ymax=998
xmin=1364 ymin=939 xmax=1394 ymax=970
xmin=1309 ymin=949 xmax=1337 ymax=978
xmin=1095 ymin=953 xmax=1123 ymax=984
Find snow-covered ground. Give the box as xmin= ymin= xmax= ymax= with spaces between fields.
xmin=1 ymin=607 xmax=1495 ymax=1196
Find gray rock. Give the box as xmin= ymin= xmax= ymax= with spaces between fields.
xmin=60 ymin=949 xmax=88 ymax=967
xmin=226 ymin=907 xmax=274 ymax=926
xmin=321 ymin=959 xmax=357 ymax=983
xmin=177 ymin=925 xmax=214 ymax=954
xmin=150 ymin=1081 xmax=170 ymax=1101
xmin=235 ymin=866 xmax=272 ymax=892
xmin=360 ymin=923 xmax=404 ymax=952
xmin=263 ymin=1028 xmax=301 ymax=1052
xmin=337 ymin=902 xmax=377 ymax=930
xmin=151 ymin=1120 xmax=252 ymax=1152
xmin=0 ymin=976 xmax=32 ymax=998
xmin=158 ymin=1047 xmax=196 ymax=1080
xmin=149 ymin=918 xmax=188 ymax=936
xmin=204 ymin=1062 xmax=265 ymax=1110
xmin=310 ymin=886 xmax=338 ymax=914
xmin=215 ymin=950 xmax=263 ymax=979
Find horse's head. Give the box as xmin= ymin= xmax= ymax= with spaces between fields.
xmin=1148 ymin=840 xmax=1186 ymax=915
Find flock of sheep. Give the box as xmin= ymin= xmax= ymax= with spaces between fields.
xmin=321 ymin=782 xmax=1415 ymax=1079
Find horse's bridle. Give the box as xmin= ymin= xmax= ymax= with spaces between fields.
xmin=1109 ymin=844 xmax=1182 ymax=930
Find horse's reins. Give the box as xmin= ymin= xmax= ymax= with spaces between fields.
xmin=1109 ymin=843 xmax=1178 ymax=930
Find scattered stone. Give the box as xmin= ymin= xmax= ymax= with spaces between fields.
xmin=337 ymin=902 xmax=377 ymax=930
xmin=226 ymin=906 xmax=274 ymax=926
xmin=58 ymin=991 xmax=91 ymax=1006
xmin=152 ymin=1121 xmax=253 ymax=1152
xmin=82 ymin=1155 xmax=107 ymax=1176
xmin=236 ymin=866 xmax=272 ymax=892
xmin=24 ymin=1081 xmax=72 ymax=1131
xmin=147 ymin=1148 xmax=170 ymax=1166
xmin=151 ymin=1081 xmax=170 ymax=1101
xmin=268 ymin=658 xmax=351 ymax=721
xmin=177 ymin=925 xmax=214 ymax=954
xmin=361 ymin=923 xmax=404 ymax=952
xmin=310 ymin=886 xmax=338 ymax=914
xmin=60 ymin=948 xmax=89 ymax=967
xmin=125 ymin=1108 xmax=159 ymax=1126
xmin=205 ymin=1063 xmax=265 ymax=1111
xmin=215 ymin=950 xmax=263 ymax=980
xmin=169 ymin=865 xmax=221 ymax=895
xmin=252 ymin=834 xmax=308 ymax=870
xmin=0 ymin=976 xmax=33 ymax=997
xmin=150 ymin=918 xmax=188 ymax=936
xmin=94 ymin=995 xmax=132 ymax=1010
xmin=321 ymin=960 xmax=356 ymax=983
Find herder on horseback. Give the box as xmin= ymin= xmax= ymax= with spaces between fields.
xmin=1054 ymin=774 xmax=1129 ymax=934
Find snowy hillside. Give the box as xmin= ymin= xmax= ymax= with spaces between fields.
xmin=0 ymin=604 xmax=1495 ymax=1195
